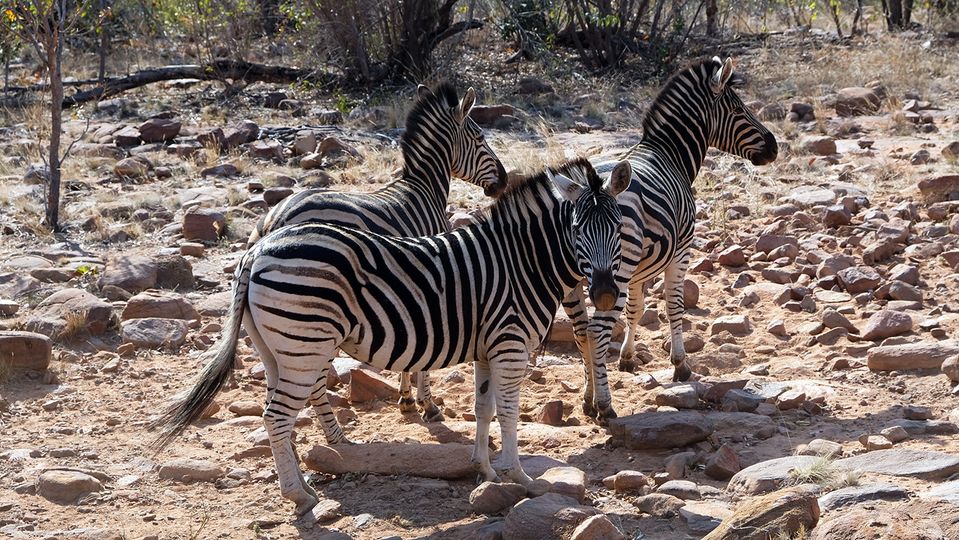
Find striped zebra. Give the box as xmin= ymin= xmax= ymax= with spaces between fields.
xmin=151 ymin=157 xmax=632 ymax=516
xmin=248 ymin=82 xmax=508 ymax=431
xmin=565 ymin=57 xmax=778 ymax=422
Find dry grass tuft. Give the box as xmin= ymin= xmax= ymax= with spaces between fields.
xmin=788 ymin=456 xmax=859 ymax=490
xmin=59 ymin=311 xmax=89 ymax=341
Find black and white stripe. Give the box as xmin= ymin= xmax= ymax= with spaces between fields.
xmin=566 ymin=56 xmax=778 ymax=421
xmin=249 ymin=82 xmax=508 ymax=432
xmin=151 ymin=158 xmax=632 ymax=516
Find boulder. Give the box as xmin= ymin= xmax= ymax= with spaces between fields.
xmin=705 ymin=445 xmax=741 ymax=480
xmin=835 ymin=87 xmax=881 ymax=116
xmin=470 ymin=104 xmax=521 ymax=127
xmin=609 ymin=411 xmax=712 ymax=450
xmin=530 ymin=466 xmax=587 ymax=503
xmin=0 ymin=331 xmax=52 ymax=370
xmin=121 ymin=290 xmax=199 ymax=321
xmin=120 ymin=318 xmax=189 ymax=349
xmin=138 ymin=118 xmax=181 ymax=142
xmin=868 ymin=341 xmax=959 ymax=371
xmin=942 ymin=355 xmax=959 ymax=382
xmin=633 ymin=493 xmax=686 ymax=517
xmin=727 ymin=456 xmax=822 ymax=495
xmin=503 ymin=493 xmax=600 ymax=540
xmin=801 ymin=136 xmax=837 ymax=156
xmin=861 ymin=310 xmax=913 ymax=341
xmin=98 ymin=254 xmax=157 ymax=293
xmin=657 ymin=480 xmax=701 ymax=500
xmin=718 ymin=245 xmax=746 ymax=267
xmin=811 ymin=504 xmax=947 ymax=540
xmin=36 ymin=470 xmax=103 ymax=503
xmin=348 ymin=369 xmax=399 ymax=403
xmin=304 ymin=442 xmax=474 ymax=479
xmin=836 ymin=266 xmax=881 ymax=294
xmin=469 ymin=482 xmax=527 ymax=514
xmin=113 ymin=157 xmax=151 ymax=178
xmin=817 ymin=484 xmax=908 ymax=511
xmin=797 ymin=439 xmax=842 ymax=459
xmin=569 ymin=515 xmax=624 ymax=540
xmin=655 ymin=384 xmax=701 ymax=409
xmin=710 ymin=315 xmax=751 ymax=335
xmin=25 ymin=288 xmax=113 ymax=337
xmin=155 ymin=254 xmax=194 ymax=290
xmin=157 ymin=458 xmax=224 ymax=483
xmin=182 ymin=207 xmax=226 ymax=242
xmin=917 ymin=175 xmax=959 ymax=203
xmin=703 ymin=486 xmax=819 ymax=540
xmin=836 ymin=449 xmax=959 ymax=479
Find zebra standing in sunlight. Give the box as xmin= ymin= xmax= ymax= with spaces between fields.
xmin=151 ymin=158 xmax=632 ymax=516
xmin=565 ymin=56 xmax=779 ymax=422
xmin=248 ymin=82 xmax=508 ymax=433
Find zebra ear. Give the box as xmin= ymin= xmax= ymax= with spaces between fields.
xmin=547 ymin=169 xmax=586 ymax=203
xmin=457 ymin=87 xmax=476 ymax=124
xmin=604 ymin=160 xmax=632 ymax=197
xmin=710 ymin=57 xmax=734 ymax=94
xmin=417 ymin=84 xmax=433 ymax=99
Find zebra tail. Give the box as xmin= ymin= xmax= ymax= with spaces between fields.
xmin=148 ymin=250 xmax=254 ymax=452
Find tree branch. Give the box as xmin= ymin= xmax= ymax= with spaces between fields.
xmin=429 ymin=19 xmax=483 ymax=46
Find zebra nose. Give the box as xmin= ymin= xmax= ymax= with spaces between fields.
xmin=750 ymin=132 xmax=779 ymax=165
xmin=589 ymin=270 xmax=618 ymax=311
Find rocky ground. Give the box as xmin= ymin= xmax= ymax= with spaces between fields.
xmin=2 ymin=34 xmax=959 ymax=540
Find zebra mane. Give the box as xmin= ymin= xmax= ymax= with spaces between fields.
xmin=401 ymin=81 xmax=459 ymax=154
xmin=479 ymin=157 xmax=600 ymax=221
xmin=641 ymin=57 xmax=723 ymax=135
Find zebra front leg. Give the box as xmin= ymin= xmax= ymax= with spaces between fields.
xmin=398 ymin=372 xmax=417 ymax=413
xmin=471 ymin=360 xmax=498 ymax=483
xmin=414 ymin=372 xmax=443 ymax=423
xmin=618 ymin=278 xmax=647 ymax=373
xmin=587 ymin=302 xmax=627 ymax=424
xmin=264 ymin=360 xmax=325 ymax=516
xmin=490 ymin=349 xmax=533 ymax=487
xmin=308 ymin=367 xmax=351 ymax=445
xmin=664 ymin=251 xmax=692 ymax=382
xmin=562 ymin=285 xmax=596 ymax=419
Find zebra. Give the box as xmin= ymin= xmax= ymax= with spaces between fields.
xmin=564 ymin=56 xmax=778 ymax=422
xmin=248 ymin=82 xmax=509 ymax=431
xmin=151 ymin=157 xmax=632 ymax=516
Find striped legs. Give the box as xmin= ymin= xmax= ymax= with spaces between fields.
xmin=262 ymin=352 xmax=329 ymax=516
xmin=398 ymin=372 xmax=442 ymax=422
xmin=562 ymin=285 xmax=596 ymax=417
xmin=618 ymin=277 xmax=647 ymax=373
xmin=471 ymin=360 xmax=497 ymax=482
xmin=490 ymin=348 xmax=533 ymax=486
xmin=664 ymin=249 xmax=692 ymax=382
xmin=309 ymin=371 xmax=349 ymax=445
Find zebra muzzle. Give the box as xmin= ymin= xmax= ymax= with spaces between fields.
xmin=589 ymin=271 xmax=618 ymax=311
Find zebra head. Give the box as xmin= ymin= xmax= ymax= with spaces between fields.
xmin=415 ymin=84 xmax=509 ymax=198
xmin=548 ymin=159 xmax=632 ymax=311
xmin=704 ymin=57 xmax=778 ymax=166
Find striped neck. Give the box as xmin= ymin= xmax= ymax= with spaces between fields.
xmin=640 ymin=64 xmax=713 ymax=182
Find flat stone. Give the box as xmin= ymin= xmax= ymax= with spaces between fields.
xmin=98 ymin=254 xmax=157 ymax=293
xmin=633 ymin=493 xmax=686 ymax=517
xmin=303 ymin=442 xmax=474 ymax=479
xmin=818 ymin=484 xmax=909 ymax=511
xmin=704 ymin=485 xmax=819 ymax=540
xmin=810 ymin=504 xmax=947 ymax=540
xmin=884 ymin=419 xmax=958 ymax=436
xmin=657 ymin=480 xmax=701 ymax=500
xmin=836 ymin=449 xmax=959 ymax=479
xmin=121 ymin=290 xmax=199 ymax=321
xmin=158 ymin=458 xmax=224 ymax=483
xmin=503 ymin=493 xmax=600 ymax=540
xmin=609 ymin=411 xmax=712 ymax=450
xmin=530 ymin=466 xmax=587 ymax=503
xmin=469 ymin=481 xmax=527 ymax=514
xmin=25 ymin=288 xmax=113 ymax=337
xmin=837 ymin=266 xmax=881 ymax=294
xmin=788 ymin=187 xmax=836 ymax=208
xmin=919 ymin=479 xmax=959 ymax=505
xmin=120 ymin=318 xmax=189 ymax=349
xmin=569 ymin=514 xmax=625 ymax=540
xmin=797 ymin=439 xmax=843 ymax=459
xmin=727 ymin=456 xmax=822 ymax=495
xmin=710 ymin=315 xmax=751 ymax=335
xmin=680 ymin=501 xmax=733 ymax=535
xmin=303 ymin=499 xmax=341 ymax=524
xmin=36 ymin=470 xmax=103 ymax=503
xmin=814 ymin=290 xmax=852 ymax=303
xmin=861 ymin=310 xmax=913 ymax=341
xmin=708 ymin=412 xmax=776 ymax=440
xmin=655 ymin=384 xmax=701 ymax=409
xmin=0 ymin=331 xmax=51 ymax=370
xmin=608 ymin=470 xmax=650 ymax=494
xmin=868 ymin=341 xmax=959 ymax=371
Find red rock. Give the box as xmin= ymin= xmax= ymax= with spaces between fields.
xmin=717 ymin=245 xmax=746 ymax=267
xmin=861 ymin=310 xmax=913 ymax=341
xmin=121 ymin=290 xmax=199 ymax=321
xmin=917 ymin=175 xmax=959 ymax=203
xmin=182 ymin=207 xmax=226 ymax=242
xmin=705 ymin=445 xmax=741 ymax=480
xmin=538 ymin=400 xmax=565 ymax=426
xmin=138 ymin=118 xmax=181 ymax=143
xmin=835 ymin=87 xmax=881 ymax=116
xmin=0 ymin=331 xmax=51 ymax=370
xmin=836 ymin=266 xmax=881 ymax=294
xmin=348 ymin=369 xmax=399 ymax=403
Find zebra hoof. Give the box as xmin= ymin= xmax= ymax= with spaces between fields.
xmin=595 ymin=405 xmax=617 ymax=426
xmin=582 ymin=400 xmax=597 ymax=419
xmin=673 ymin=364 xmax=693 ymax=382
xmin=619 ymin=359 xmax=636 ymax=373
xmin=421 ymin=405 xmax=444 ymax=423
xmin=398 ymin=397 xmax=417 ymax=413
xmin=293 ymin=494 xmax=320 ymax=517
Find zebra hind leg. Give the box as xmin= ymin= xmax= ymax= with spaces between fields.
xmin=665 ymin=255 xmax=693 ymax=382
xmin=490 ymin=351 xmax=533 ymax=486
xmin=263 ymin=360 xmax=325 ymax=516
xmin=414 ymin=372 xmax=443 ymax=423
xmin=308 ymin=365 xmax=352 ymax=445
xmin=398 ymin=373 xmax=417 ymax=414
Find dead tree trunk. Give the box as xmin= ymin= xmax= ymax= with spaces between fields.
xmin=47 ymin=7 xmax=65 ymax=231
xmin=705 ymin=0 xmax=718 ymax=36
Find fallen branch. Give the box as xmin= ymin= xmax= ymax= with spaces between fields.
xmin=57 ymin=59 xmax=337 ymax=108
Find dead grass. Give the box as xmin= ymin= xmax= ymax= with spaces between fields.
xmin=59 ymin=310 xmax=88 ymax=341
xmin=788 ymin=456 xmax=859 ymax=490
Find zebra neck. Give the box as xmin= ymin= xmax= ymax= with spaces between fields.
xmin=398 ymin=146 xmax=454 ymax=207
xmin=640 ymin=125 xmax=707 ymax=183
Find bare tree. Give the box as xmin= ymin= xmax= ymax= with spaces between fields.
xmin=7 ymin=0 xmax=92 ymax=231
